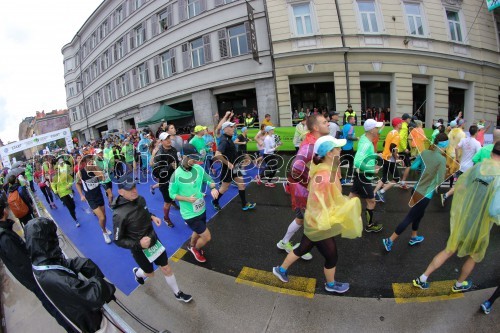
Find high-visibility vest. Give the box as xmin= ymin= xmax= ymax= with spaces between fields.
xmin=344 ymin=111 xmax=356 ymax=119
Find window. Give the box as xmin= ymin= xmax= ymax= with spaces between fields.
xmin=228 ymin=24 xmax=249 ymax=56
xmin=190 ymin=37 xmax=205 ymax=67
xmin=160 ymin=50 xmax=176 ymax=78
xmin=85 ymin=98 xmax=93 ymax=114
xmin=496 ymin=13 xmax=500 ymax=50
xmin=135 ymin=0 xmax=143 ymax=10
xmin=115 ymin=39 xmax=124 ymax=61
xmin=91 ymin=61 xmax=98 ymax=80
xmin=115 ymin=6 xmax=123 ymax=25
xmin=76 ymin=77 xmax=82 ymax=93
xmin=357 ymin=1 xmax=380 ymax=33
xmin=94 ymin=92 xmax=102 ymax=110
xmin=71 ymin=108 xmax=78 ymax=122
xmin=69 ymin=85 xmax=75 ymax=97
xmin=102 ymin=51 xmax=109 ymax=70
xmin=135 ymin=24 xmax=146 ymax=47
xmin=105 ymin=83 xmax=115 ymax=103
xmin=446 ymin=10 xmax=463 ymax=42
xmin=188 ymin=0 xmax=202 ymax=18
xmin=79 ymin=104 xmax=84 ymax=118
xmin=91 ymin=33 xmax=97 ymax=49
xmin=137 ymin=63 xmax=150 ymax=88
xmin=404 ymin=2 xmax=425 ymax=36
xmin=84 ymin=69 xmax=90 ymax=86
xmin=102 ymin=20 xmax=109 ymax=38
xmin=292 ymin=3 xmax=313 ymax=36
xmin=158 ymin=6 xmax=172 ymax=32
xmin=119 ymin=74 xmax=130 ymax=96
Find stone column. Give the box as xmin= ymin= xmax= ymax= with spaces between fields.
xmin=335 ymin=71 xmax=361 ymax=124
xmin=275 ymin=75 xmax=291 ymax=127
xmin=255 ymin=78 xmax=278 ymax=126
xmin=192 ymin=89 xmax=218 ymax=128
xmin=431 ymin=76 xmax=449 ymax=123
xmin=390 ymin=73 xmax=413 ymax=119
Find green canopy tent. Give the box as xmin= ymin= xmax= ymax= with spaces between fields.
xmin=137 ymin=105 xmax=194 ymax=127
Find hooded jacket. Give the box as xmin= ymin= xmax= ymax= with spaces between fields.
xmin=25 ymin=218 xmax=116 ymax=333
xmin=111 ymin=195 xmax=157 ymax=251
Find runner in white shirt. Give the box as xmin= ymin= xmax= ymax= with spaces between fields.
xmin=441 ymin=125 xmax=481 ymax=206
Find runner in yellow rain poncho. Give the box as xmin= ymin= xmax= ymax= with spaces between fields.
xmin=413 ymin=143 xmax=500 ymax=292
xmin=272 ymin=136 xmax=362 ymax=294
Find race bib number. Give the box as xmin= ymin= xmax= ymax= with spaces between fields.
xmin=193 ymin=198 xmax=205 ymax=213
xmin=142 ymin=240 xmax=166 ymax=263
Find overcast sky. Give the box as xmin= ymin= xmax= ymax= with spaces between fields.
xmin=0 ymin=0 xmax=103 ymax=144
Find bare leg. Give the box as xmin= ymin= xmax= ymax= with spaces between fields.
xmin=281 ymin=251 xmax=301 ymax=270
xmin=423 ymin=249 xmax=455 ymax=277
xmin=324 ymin=266 xmax=336 ymax=284
xmin=457 ymin=257 xmax=476 ymax=283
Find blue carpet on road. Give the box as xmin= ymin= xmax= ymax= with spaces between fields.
xmin=35 ymin=166 xmax=258 ymax=295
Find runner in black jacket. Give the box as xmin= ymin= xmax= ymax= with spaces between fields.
xmin=24 ymin=217 xmax=116 ymax=333
xmin=0 ymin=203 xmax=76 ymax=333
xmin=112 ymin=173 xmax=192 ymax=302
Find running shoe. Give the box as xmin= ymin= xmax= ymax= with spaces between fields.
xmin=163 ymin=216 xmax=174 ymax=228
xmin=75 ymin=220 xmax=80 ymax=228
xmin=440 ymin=194 xmax=446 ymax=207
xmin=412 ymin=277 xmax=429 ymax=289
xmin=374 ymin=193 xmax=381 ymax=202
xmin=265 ymin=182 xmax=276 ymax=188
xmin=325 ymin=281 xmax=350 ymax=294
xmin=376 ymin=190 xmax=385 ymax=203
xmin=188 ymin=245 xmax=207 ymax=263
xmin=383 ymin=238 xmax=393 ymax=252
xmin=276 ymin=240 xmax=294 ymax=252
xmin=132 ymin=267 xmax=145 ymax=285
xmin=255 ymin=175 xmax=262 ymax=185
xmin=452 ymin=280 xmax=473 ymax=293
xmin=242 ymin=202 xmax=256 ymax=211
xmin=175 ymin=291 xmax=193 ymax=303
xmin=292 ymin=243 xmax=313 ymax=260
xmin=211 ymin=200 xmax=222 ymax=211
xmin=105 ymin=228 xmax=112 ymax=235
xmin=150 ymin=186 xmax=155 ymax=195
xmin=272 ymin=266 xmax=289 ymax=283
xmin=481 ymin=301 xmax=491 ymax=315
xmin=365 ymin=224 xmax=383 ymax=233
xmin=399 ymin=183 xmax=409 ymax=190
xmin=409 ymin=235 xmax=424 ymax=246
xmin=103 ymin=233 xmax=112 ymax=244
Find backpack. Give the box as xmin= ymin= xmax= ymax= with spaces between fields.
xmin=7 ymin=189 xmax=29 ymax=218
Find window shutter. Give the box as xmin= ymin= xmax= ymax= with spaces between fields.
xmin=151 ymin=14 xmax=158 ymax=37
xmin=182 ymin=43 xmax=191 ymax=70
xmin=102 ymin=87 xmax=108 ymax=105
xmin=203 ymin=34 xmax=212 ymax=63
xmin=145 ymin=62 xmax=150 ymax=85
xmin=154 ymin=56 xmax=161 ymax=80
xmin=129 ymin=31 xmax=135 ymax=50
xmin=125 ymin=73 xmax=131 ymax=94
xmin=123 ymin=37 xmax=128 ymax=55
xmin=110 ymin=81 xmax=116 ymax=101
xmin=214 ymin=0 xmax=224 ymax=7
xmin=141 ymin=26 xmax=146 ymax=43
xmin=131 ymin=68 xmax=138 ymax=90
xmin=167 ymin=5 xmax=173 ymax=28
xmin=108 ymin=47 xmax=114 ymax=65
xmin=170 ymin=48 xmax=176 ymax=74
xmin=244 ymin=21 xmax=252 ymax=54
xmin=100 ymin=55 xmax=105 ymax=71
xmin=109 ymin=13 xmax=114 ymax=30
xmin=200 ymin=0 xmax=206 ymax=13
xmin=113 ymin=45 xmax=118 ymax=62
xmin=116 ymin=79 xmax=122 ymax=98
xmin=179 ymin=0 xmax=187 ymax=22
xmin=218 ymin=29 xmax=228 ymax=58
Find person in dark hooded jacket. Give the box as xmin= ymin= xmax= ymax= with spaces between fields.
xmin=7 ymin=175 xmax=35 ymax=225
xmin=0 ymin=201 xmax=77 ymax=332
xmin=24 ymin=217 xmax=116 ymax=333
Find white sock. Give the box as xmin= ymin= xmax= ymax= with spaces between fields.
xmin=419 ymin=274 xmax=428 ymax=282
xmin=400 ymin=181 xmax=406 ymax=185
xmin=455 ymin=281 xmax=463 ymax=287
xmin=282 ymin=220 xmax=301 ymax=244
xmin=165 ymin=274 xmax=180 ymax=295
xmin=135 ymin=268 xmax=147 ymax=279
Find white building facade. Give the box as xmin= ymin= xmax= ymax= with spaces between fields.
xmin=62 ymin=0 xmax=276 ymax=141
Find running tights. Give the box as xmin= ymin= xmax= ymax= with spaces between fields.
xmin=39 ymin=186 xmax=54 ymax=204
xmin=293 ymin=234 xmax=338 ymax=269
xmin=488 ymin=286 xmax=500 ymax=305
xmin=60 ymin=195 xmax=77 ymax=221
xmin=394 ymin=197 xmax=430 ymax=235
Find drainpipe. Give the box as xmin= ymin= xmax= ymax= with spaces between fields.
xmin=334 ymin=0 xmax=350 ymax=105
xmin=261 ymin=0 xmax=280 ymax=125
xmin=76 ymin=34 xmax=91 ymax=141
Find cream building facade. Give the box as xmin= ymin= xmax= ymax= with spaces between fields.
xmin=266 ymin=0 xmax=500 ymax=127
xmin=62 ymin=0 xmax=275 ymax=141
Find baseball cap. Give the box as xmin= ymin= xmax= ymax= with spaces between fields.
xmin=194 ymin=125 xmax=207 ymax=133
xmin=94 ymin=148 xmax=103 ymax=154
xmin=158 ymin=132 xmax=171 ymax=141
xmin=391 ymin=117 xmax=403 ymax=128
xmin=363 ymin=119 xmax=384 ymax=131
xmin=434 ymin=122 xmax=443 ymax=127
xmin=402 ymin=113 xmax=411 ymax=120
xmin=313 ymin=135 xmax=347 ymax=157
xmin=241 ymin=127 xmax=248 ymax=132
xmin=329 ymin=111 xmax=340 ymax=117
xmin=117 ymin=174 xmax=136 ymax=191
xmin=450 ymin=120 xmax=457 ymax=128
xmin=221 ymin=122 xmax=235 ymax=131
xmin=265 ymin=126 xmax=275 ymax=132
